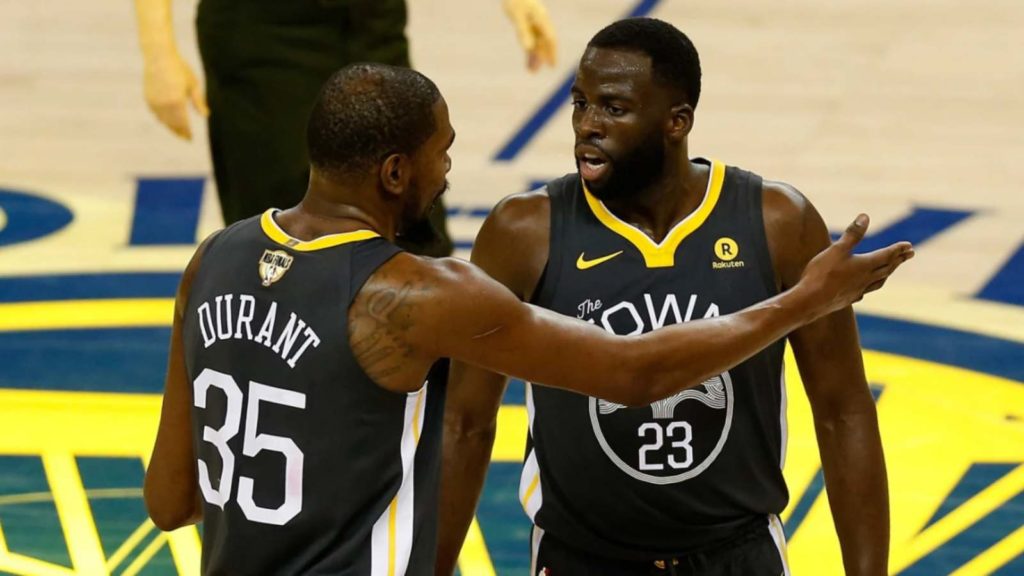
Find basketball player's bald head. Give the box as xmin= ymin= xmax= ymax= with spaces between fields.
xmin=306 ymin=64 xmax=442 ymax=179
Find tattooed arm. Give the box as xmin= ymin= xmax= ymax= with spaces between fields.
xmin=349 ymin=218 xmax=912 ymax=398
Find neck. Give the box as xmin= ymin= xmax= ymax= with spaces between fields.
xmin=602 ymin=153 xmax=709 ymax=243
xmin=276 ymin=170 xmax=398 ymax=242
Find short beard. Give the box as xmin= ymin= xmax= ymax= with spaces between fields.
xmin=584 ymin=134 xmax=666 ymax=202
xmin=397 ymin=180 xmax=448 ymax=237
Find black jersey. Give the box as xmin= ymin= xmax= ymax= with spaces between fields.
xmin=183 ymin=210 xmax=446 ymax=575
xmin=523 ymin=159 xmax=788 ymax=560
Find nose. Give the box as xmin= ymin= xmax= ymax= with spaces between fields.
xmin=574 ymin=105 xmax=604 ymax=140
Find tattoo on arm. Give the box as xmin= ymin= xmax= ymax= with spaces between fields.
xmin=349 ymin=279 xmax=418 ymax=382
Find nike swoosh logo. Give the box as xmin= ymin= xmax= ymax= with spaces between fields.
xmin=576 ymin=250 xmax=623 ymax=270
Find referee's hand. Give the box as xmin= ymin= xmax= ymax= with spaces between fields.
xmin=142 ymin=52 xmax=209 ymax=141
xmin=503 ymin=0 xmax=558 ymax=71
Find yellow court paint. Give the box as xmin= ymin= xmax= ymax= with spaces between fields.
xmin=457 ymin=518 xmax=497 ymax=576
xmin=0 ymin=299 xmax=174 ymax=332
xmin=0 ymin=354 xmax=1021 ymax=574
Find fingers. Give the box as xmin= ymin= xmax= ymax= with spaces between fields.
xmin=503 ymin=4 xmax=536 ymax=52
xmin=862 ymin=241 xmax=914 ymax=272
xmin=504 ymin=0 xmax=557 ymax=71
xmin=834 ymin=213 xmax=870 ymax=252
xmin=153 ymin=101 xmax=192 ymax=140
xmin=866 ymin=245 xmax=914 ymax=287
xmin=189 ymin=83 xmax=210 ymax=118
xmin=144 ymin=58 xmax=204 ymax=140
xmin=863 ymin=278 xmax=887 ymax=295
xmin=531 ymin=9 xmax=557 ymax=68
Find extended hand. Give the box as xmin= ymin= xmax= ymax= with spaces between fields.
xmin=799 ymin=214 xmax=914 ymax=316
xmin=142 ymin=52 xmax=209 ymax=140
xmin=503 ymin=0 xmax=557 ymax=71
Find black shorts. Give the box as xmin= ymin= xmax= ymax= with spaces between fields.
xmin=531 ymin=516 xmax=790 ymax=576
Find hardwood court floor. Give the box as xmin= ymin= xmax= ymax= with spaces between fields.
xmin=0 ymin=0 xmax=1022 ymax=574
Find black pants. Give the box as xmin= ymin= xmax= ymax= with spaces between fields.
xmin=532 ymin=520 xmax=789 ymax=576
xmin=196 ymin=0 xmax=452 ymax=256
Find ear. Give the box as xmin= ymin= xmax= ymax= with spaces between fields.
xmin=379 ymin=153 xmax=411 ymax=198
xmin=667 ymin=102 xmax=694 ymax=141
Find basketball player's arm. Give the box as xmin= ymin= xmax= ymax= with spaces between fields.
xmin=436 ymin=193 xmax=550 ymax=575
xmin=357 ymin=212 xmax=909 ymax=404
xmin=765 ymin=182 xmax=890 ymax=576
xmin=144 ymin=235 xmax=216 ymax=531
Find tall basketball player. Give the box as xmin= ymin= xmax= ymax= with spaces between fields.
xmin=438 ymin=18 xmax=892 ymax=576
xmin=144 ymin=63 xmax=909 ymax=575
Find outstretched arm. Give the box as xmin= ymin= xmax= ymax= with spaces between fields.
xmin=352 ymin=213 xmax=913 ymax=405
xmin=764 ymin=182 xmax=890 ymax=575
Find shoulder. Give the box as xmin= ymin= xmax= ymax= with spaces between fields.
xmin=479 ymin=188 xmax=551 ymax=243
xmin=760 ymin=179 xmax=831 ymax=288
xmin=358 ymin=253 xmax=489 ymax=303
xmin=176 ymin=230 xmax=223 ymax=314
xmin=473 ymin=187 xmax=552 ymax=300
xmin=761 ymin=180 xmax=815 ymax=234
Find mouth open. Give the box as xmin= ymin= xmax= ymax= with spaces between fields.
xmin=578 ymin=153 xmax=609 ymax=182
xmin=576 ymin=144 xmax=611 ymax=183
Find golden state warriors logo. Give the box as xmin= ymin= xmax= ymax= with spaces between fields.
xmin=259 ymin=249 xmax=293 ymax=287
xmin=712 ymin=237 xmax=745 ymax=269
xmin=589 ymin=372 xmax=734 ymax=485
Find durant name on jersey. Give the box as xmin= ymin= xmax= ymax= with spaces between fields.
xmin=194 ymin=293 xmax=321 ymax=369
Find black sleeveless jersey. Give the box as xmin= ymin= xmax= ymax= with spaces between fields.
xmin=523 ymin=159 xmax=788 ymax=559
xmin=183 ymin=210 xmax=447 ymax=575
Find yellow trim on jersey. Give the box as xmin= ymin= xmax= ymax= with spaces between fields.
xmin=521 ymin=472 xmax=541 ymax=508
xmin=387 ymin=497 xmax=399 ymax=576
xmin=582 ymin=159 xmax=726 ymax=268
xmin=260 ymin=209 xmax=380 ymax=252
xmin=412 ymin=388 xmax=425 ymax=445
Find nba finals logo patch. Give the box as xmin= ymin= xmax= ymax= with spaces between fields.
xmin=259 ymin=249 xmax=293 ymax=286
xmin=712 ymin=237 xmax=745 ymax=269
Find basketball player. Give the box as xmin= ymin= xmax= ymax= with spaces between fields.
xmin=143 ymin=63 xmax=910 ymax=574
xmin=438 ymin=18 xmax=893 ymax=576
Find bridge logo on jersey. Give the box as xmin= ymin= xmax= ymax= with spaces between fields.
xmin=259 ymin=249 xmax=293 ymax=286
xmin=588 ymin=372 xmax=734 ymax=485
xmin=712 ymin=237 xmax=745 ymax=270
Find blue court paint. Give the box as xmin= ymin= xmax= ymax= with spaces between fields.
xmin=0 ymin=188 xmax=74 ymax=247
xmin=0 ymin=328 xmax=170 ymax=393
xmin=784 ymin=470 xmax=825 ymax=537
xmin=899 ymin=488 xmax=1024 ymax=575
xmin=492 ymin=0 xmax=663 ymax=161
xmin=784 ymin=385 xmax=885 ymax=537
xmin=829 ymin=206 xmax=973 ymax=253
xmin=922 ymin=463 xmax=1019 ymax=531
xmin=76 ymin=457 xmax=148 ymax=558
xmin=474 ymin=462 xmax=532 ymax=574
xmin=129 ymin=177 xmax=205 ymax=246
xmin=0 ymin=272 xmax=181 ymax=302
xmin=856 ymin=315 xmax=1024 ymax=383
xmin=977 ymin=241 xmax=1024 ymax=306
xmin=504 ymin=379 xmax=526 ymax=405
xmin=0 ymin=456 xmax=73 ymax=567
xmin=993 ymin=551 xmax=1024 ymax=575
xmin=2 ymin=315 xmax=1021 ymax=394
